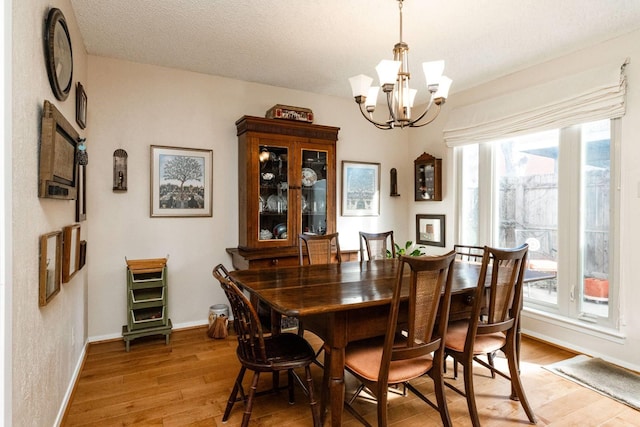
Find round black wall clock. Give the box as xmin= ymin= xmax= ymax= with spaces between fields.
xmin=44 ymin=8 xmax=73 ymax=101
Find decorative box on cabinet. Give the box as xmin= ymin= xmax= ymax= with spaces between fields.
xmin=122 ymin=257 xmax=172 ymax=351
xmin=228 ymin=115 xmax=340 ymax=269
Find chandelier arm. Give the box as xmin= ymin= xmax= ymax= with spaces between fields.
xmin=407 ymin=96 xmax=437 ymax=125
xmin=408 ymin=103 xmax=443 ymax=128
xmin=357 ymin=102 xmax=393 ymax=130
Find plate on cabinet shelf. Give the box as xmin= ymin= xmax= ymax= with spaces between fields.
xmin=301 ymin=168 xmax=317 ymax=187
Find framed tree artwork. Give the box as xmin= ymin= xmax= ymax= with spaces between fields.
xmin=150 ymin=145 xmax=213 ymax=217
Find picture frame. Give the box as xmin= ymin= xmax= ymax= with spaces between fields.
xmin=341 ymin=161 xmax=380 ymax=216
xmin=62 ymin=224 xmax=81 ymax=283
xmin=75 ymin=164 xmax=86 ymax=222
xmin=39 ymin=100 xmax=78 ymax=200
xmin=78 ymin=240 xmax=87 ymax=270
xmin=39 ymin=230 xmax=62 ymax=306
xmin=76 ymin=82 xmax=87 ymax=129
xmin=416 ymin=214 xmax=446 ymax=247
xmin=150 ymin=145 xmax=213 ymax=217
xmin=44 ymin=8 xmax=73 ymax=101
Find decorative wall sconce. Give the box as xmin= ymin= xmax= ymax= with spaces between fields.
xmin=113 ymin=149 xmax=128 ymax=192
xmin=390 ymin=168 xmax=400 ymax=197
xmin=76 ymin=138 xmax=88 ymax=165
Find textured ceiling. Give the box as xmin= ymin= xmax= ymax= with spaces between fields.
xmin=69 ymin=0 xmax=640 ymax=103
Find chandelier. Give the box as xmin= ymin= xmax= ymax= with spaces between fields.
xmin=348 ymin=0 xmax=452 ymax=130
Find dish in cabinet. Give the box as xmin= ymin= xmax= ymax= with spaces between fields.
xmin=301 ymin=168 xmax=317 ymax=187
xmin=266 ymin=194 xmax=287 ymax=212
xmin=273 ymin=223 xmax=287 ymax=239
xmin=259 ymin=229 xmax=273 ymax=240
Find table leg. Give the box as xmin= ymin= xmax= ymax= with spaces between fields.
xmin=321 ymin=345 xmax=331 ymax=423
xmin=328 ymin=343 xmax=345 ymax=427
xmin=309 ymin=311 xmax=348 ymax=427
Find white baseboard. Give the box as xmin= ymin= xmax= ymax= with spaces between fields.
xmin=54 ymin=342 xmax=87 ymax=427
xmin=87 ymin=319 xmax=209 ymax=343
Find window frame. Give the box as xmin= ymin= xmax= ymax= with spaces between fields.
xmin=455 ymin=119 xmax=620 ymax=330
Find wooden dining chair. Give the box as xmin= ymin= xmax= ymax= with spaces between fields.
xmin=298 ymin=232 xmax=341 ymax=265
xmin=212 ymin=264 xmax=321 ymax=427
xmin=359 ymin=231 xmax=395 ymax=260
xmin=343 ymin=251 xmax=457 ymax=427
xmin=444 ymin=244 xmax=536 ymax=427
xmin=452 ymin=244 xmax=495 ymax=378
xmin=454 ymin=244 xmax=485 ymax=262
xmin=297 ymin=233 xmax=341 ymax=365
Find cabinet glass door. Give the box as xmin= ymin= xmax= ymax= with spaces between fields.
xmin=301 ymin=149 xmax=327 ymax=235
xmin=416 ymin=163 xmax=435 ymax=200
xmin=257 ymin=145 xmax=289 ymax=241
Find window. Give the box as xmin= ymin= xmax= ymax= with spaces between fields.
xmin=457 ymin=119 xmax=618 ymax=328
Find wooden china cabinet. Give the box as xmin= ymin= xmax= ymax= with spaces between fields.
xmin=227 ymin=116 xmax=340 ymax=270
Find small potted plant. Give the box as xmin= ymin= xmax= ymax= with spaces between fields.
xmin=387 ymin=241 xmax=426 ymax=258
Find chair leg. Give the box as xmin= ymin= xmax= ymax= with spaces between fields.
xmin=445 ymin=350 xmax=459 ymax=379
xmin=288 ymin=370 xmax=295 ymax=404
xmin=432 ymin=363 xmax=453 ymax=427
xmin=241 ymin=371 xmax=260 ymax=427
xmin=375 ymin=386 xmax=389 ymax=427
xmin=305 ymin=365 xmax=322 ymax=427
xmin=462 ymin=361 xmax=481 ymax=427
xmin=487 ymin=351 xmax=496 ymax=378
xmin=223 ymin=366 xmax=246 ymax=422
xmin=505 ymin=341 xmax=537 ymax=424
xmin=313 ymin=344 xmax=325 ymax=368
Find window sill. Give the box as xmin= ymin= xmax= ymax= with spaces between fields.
xmin=522 ymin=306 xmax=626 ymax=344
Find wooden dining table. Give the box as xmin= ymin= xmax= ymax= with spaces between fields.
xmin=228 ymin=258 xmax=554 ymax=426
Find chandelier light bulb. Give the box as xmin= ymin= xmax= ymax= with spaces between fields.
xmin=434 ymin=76 xmax=453 ymax=100
xmin=349 ymin=74 xmax=374 ymax=98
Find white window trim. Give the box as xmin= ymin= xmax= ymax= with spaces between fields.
xmin=455 ymin=119 xmax=621 ymax=332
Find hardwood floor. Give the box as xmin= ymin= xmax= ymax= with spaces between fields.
xmin=63 ymin=326 xmax=639 ymax=426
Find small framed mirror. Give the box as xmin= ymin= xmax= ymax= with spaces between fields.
xmin=39 ymin=231 xmax=62 ymax=306
xmin=62 ymin=224 xmax=81 ymax=283
xmin=414 ymin=152 xmax=442 ymax=201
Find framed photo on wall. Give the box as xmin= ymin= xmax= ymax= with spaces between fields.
xmin=75 ymin=164 xmax=86 ymax=222
xmin=76 ymin=82 xmax=87 ymax=129
xmin=341 ymin=161 xmax=380 ymax=216
xmin=416 ymin=214 xmax=446 ymax=247
xmin=62 ymin=223 xmax=81 ymax=283
xmin=39 ymin=230 xmax=62 ymax=306
xmin=150 ymin=145 xmax=213 ymax=217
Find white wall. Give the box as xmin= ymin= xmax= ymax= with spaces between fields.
xmin=86 ymin=56 xmax=411 ymax=340
xmin=409 ymin=29 xmax=640 ymax=371
xmin=11 ymin=0 xmax=88 ymax=425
